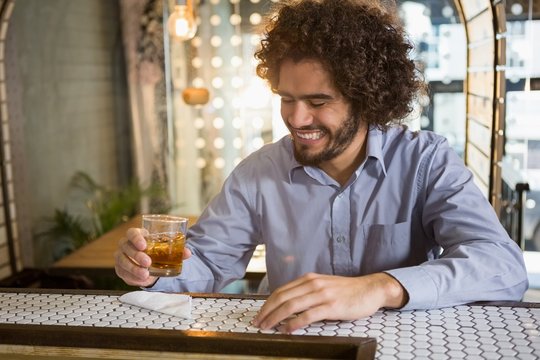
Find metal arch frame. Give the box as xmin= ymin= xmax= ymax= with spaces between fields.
xmin=453 ymin=0 xmax=507 ymax=215
xmin=0 ymin=0 xmax=18 ymax=276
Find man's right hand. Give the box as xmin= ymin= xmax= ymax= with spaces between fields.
xmin=114 ymin=227 xmax=191 ymax=287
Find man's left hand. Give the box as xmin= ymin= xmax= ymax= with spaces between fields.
xmin=252 ymin=272 xmax=408 ymax=333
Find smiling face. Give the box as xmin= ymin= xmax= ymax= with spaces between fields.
xmin=278 ymin=58 xmax=365 ymax=170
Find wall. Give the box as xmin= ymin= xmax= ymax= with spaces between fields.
xmin=6 ymin=0 xmax=131 ymax=266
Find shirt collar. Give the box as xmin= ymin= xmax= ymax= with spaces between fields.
xmin=365 ymin=125 xmax=388 ymax=176
xmin=287 ymin=125 xmax=388 ymax=182
xmin=285 ymin=137 xmax=304 ymax=183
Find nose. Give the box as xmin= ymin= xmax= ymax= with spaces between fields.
xmin=284 ymin=101 xmax=313 ymax=129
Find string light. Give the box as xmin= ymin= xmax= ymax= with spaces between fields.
xmin=167 ymin=0 xmax=197 ymax=42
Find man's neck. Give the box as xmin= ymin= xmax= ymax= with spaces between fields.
xmin=319 ymin=124 xmax=369 ymax=187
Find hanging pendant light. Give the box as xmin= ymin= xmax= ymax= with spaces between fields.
xmin=167 ymin=0 xmax=197 ymax=42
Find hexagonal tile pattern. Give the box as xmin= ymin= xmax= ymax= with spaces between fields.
xmin=0 ymin=292 xmax=538 ymax=359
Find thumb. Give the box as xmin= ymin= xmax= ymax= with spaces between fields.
xmin=183 ymin=247 xmax=192 ymax=260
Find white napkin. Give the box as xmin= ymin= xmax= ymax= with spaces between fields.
xmin=119 ymin=291 xmax=192 ymax=319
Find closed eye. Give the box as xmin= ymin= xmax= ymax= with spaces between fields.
xmin=308 ymin=101 xmax=326 ymax=108
xmin=281 ymin=97 xmax=294 ymax=104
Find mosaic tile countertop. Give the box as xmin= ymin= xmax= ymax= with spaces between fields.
xmin=0 ymin=291 xmax=539 ymax=359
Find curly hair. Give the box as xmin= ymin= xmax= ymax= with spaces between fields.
xmin=255 ymin=0 xmax=426 ymax=129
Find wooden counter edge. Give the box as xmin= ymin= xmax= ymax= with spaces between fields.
xmin=0 ymin=324 xmax=376 ymax=360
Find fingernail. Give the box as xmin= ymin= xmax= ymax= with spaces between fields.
xmin=277 ymin=325 xmax=290 ymax=334
xmin=258 ymin=321 xmax=270 ymax=329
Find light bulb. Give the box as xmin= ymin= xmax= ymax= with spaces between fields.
xmin=167 ymin=4 xmax=197 ymax=41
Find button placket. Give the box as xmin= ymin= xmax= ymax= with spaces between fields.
xmin=331 ymin=188 xmax=352 ymax=275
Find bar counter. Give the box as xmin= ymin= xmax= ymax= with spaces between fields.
xmin=0 ymin=288 xmax=539 ymax=359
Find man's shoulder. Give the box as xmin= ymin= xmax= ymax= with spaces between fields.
xmin=383 ymin=125 xmax=449 ymax=151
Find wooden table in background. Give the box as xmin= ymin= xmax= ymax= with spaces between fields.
xmin=52 ymin=215 xmax=267 ymax=280
xmin=53 ymin=215 xmax=196 ymax=270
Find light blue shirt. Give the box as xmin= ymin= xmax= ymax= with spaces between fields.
xmin=152 ymin=126 xmax=528 ymax=310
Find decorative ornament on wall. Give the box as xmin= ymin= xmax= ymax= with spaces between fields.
xmin=182 ymin=87 xmax=209 ymax=105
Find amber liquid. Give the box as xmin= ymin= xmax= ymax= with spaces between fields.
xmin=144 ymin=232 xmax=185 ymax=276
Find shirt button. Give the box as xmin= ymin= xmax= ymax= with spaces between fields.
xmin=336 ymin=236 xmax=345 ymax=243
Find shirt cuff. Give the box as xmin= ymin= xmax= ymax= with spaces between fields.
xmin=140 ymin=277 xmax=163 ymax=291
xmin=385 ymin=266 xmax=439 ymax=310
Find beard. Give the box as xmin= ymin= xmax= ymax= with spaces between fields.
xmin=290 ymin=112 xmax=361 ymax=167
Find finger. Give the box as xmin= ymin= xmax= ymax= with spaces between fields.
xmin=258 ymin=290 xmax=323 ymax=330
xmin=115 ymin=252 xmax=158 ymax=287
xmin=126 ymin=227 xmax=148 ymax=251
xmin=183 ymin=247 xmax=192 ymax=260
xmin=278 ymin=303 xmax=332 ymax=334
xmin=119 ymin=236 xmax=151 ymax=268
xmin=115 ymin=235 xmax=153 ymax=286
xmin=257 ymin=273 xmax=314 ymax=315
xmin=254 ymin=273 xmax=323 ymax=327
xmin=256 ymin=278 xmax=328 ymax=330
xmin=114 ymin=249 xmax=153 ymax=286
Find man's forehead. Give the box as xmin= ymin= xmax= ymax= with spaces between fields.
xmin=277 ymin=58 xmax=337 ymax=94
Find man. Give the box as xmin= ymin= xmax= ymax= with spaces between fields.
xmin=115 ymin=0 xmax=528 ymax=333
